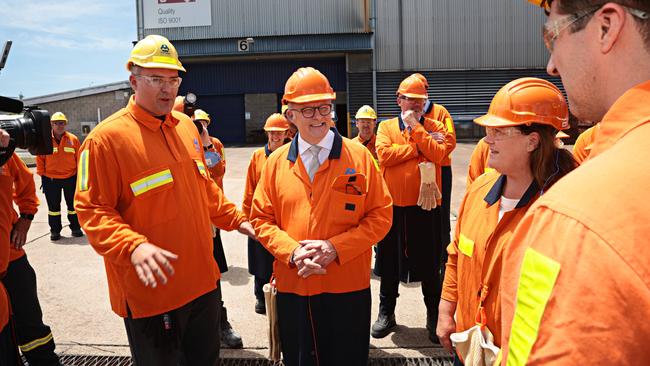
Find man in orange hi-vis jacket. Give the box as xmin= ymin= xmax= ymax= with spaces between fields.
xmin=36 ymin=112 xmax=82 ymax=241
xmin=250 ymin=67 xmax=392 ymax=366
xmin=373 ymin=74 xmax=456 ymax=343
xmin=499 ymin=1 xmax=650 ymax=365
xmin=74 ymin=35 xmax=255 ymax=366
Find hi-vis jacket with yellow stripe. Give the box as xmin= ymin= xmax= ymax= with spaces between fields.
xmin=467 ymin=138 xmax=494 ymax=187
xmin=250 ymin=129 xmax=393 ymax=296
xmin=376 ymin=116 xmax=455 ymax=207
xmin=423 ymin=103 xmax=456 ymax=167
xmin=36 ymin=131 xmax=80 ymax=179
xmin=1 ymin=153 xmax=39 ymax=330
xmin=442 ymin=171 xmax=539 ymax=348
xmin=74 ymin=96 xmax=246 ymax=319
xmin=500 ymin=81 xmax=650 ymax=366
xmin=206 ymin=136 xmax=226 ymax=189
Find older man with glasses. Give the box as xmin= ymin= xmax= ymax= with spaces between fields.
xmin=373 ymin=74 xmax=456 ymax=342
xmin=74 ymin=35 xmax=255 ymax=365
xmin=499 ymin=1 xmax=650 ymax=365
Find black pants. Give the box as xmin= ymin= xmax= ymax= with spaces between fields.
xmin=440 ymin=166 xmax=453 ymax=280
xmin=2 ymin=255 xmax=59 ymax=366
xmin=277 ymin=289 xmax=371 ymax=366
xmin=0 ymin=322 xmax=23 ymax=366
xmin=124 ymin=288 xmax=222 ymax=366
xmin=42 ymin=175 xmax=79 ymax=234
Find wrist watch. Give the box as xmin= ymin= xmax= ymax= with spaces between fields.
xmin=20 ymin=213 xmax=34 ymax=220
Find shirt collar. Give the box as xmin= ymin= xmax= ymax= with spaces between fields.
xmin=287 ymin=127 xmax=342 ymax=163
xmin=590 ymin=80 xmax=650 ymax=158
xmin=264 ymin=144 xmax=272 ymax=157
xmin=127 ymin=95 xmax=180 ymax=131
xmin=484 ymin=174 xmax=540 ymax=209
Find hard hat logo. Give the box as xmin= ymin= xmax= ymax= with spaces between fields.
xmin=160 ymin=44 xmax=170 ymax=54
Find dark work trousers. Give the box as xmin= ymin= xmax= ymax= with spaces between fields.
xmin=247 ymin=237 xmax=274 ymax=301
xmin=212 ymin=230 xmax=231 ymax=323
xmin=0 ymin=321 xmax=24 ymax=366
xmin=277 ymin=288 xmax=371 ymax=366
xmin=124 ymin=288 xmax=222 ymax=366
xmin=41 ymin=175 xmax=80 ymax=234
xmin=439 ymin=166 xmax=453 ymax=283
xmin=374 ymin=205 xmax=443 ymax=317
xmin=2 ymin=255 xmax=60 ymax=366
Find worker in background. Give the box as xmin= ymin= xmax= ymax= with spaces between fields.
xmin=242 ymin=113 xmax=289 ymax=315
xmin=572 ymin=123 xmax=598 ymax=164
xmin=36 ymin=112 xmax=82 ymax=241
xmin=436 ymin=78 xmax=576 ymax=365
xmin=250 ymin=67 xmax=392 ymax=366
xmin=416 ymin=73 xmax=457 ymax=286
xmin=499 ymin=1 xmax=650 ymax=364
xmin=373 ymin=74 xmax=456 ymax=343
xmin=466 ymin=138 xmax=492 ymax=187
xmin=193 ymin=108 xmax=242 ymax=349
xmin=352 ymin=105 xmax=378 ymax=160
xmin=282 ymin=104 xmax=298 ymax=141
xmin=74 ymin=34 xmax=255 ymax=365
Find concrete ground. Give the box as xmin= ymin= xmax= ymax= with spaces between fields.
xmin=16 ymin=141 xmax=480 ymax=360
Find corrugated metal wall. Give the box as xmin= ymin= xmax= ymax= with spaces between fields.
xmin=140 ymin=0 xmax=368 ymax=41
xmin=375 ymin=0 xmax=549 ymax=70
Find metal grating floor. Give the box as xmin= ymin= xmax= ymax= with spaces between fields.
xmin=54 ymin=355 xmax=453 ymax=366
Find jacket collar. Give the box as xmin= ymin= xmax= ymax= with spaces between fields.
xmin=287 ymin=127 xmax=342 ymax=163
xmin=264 ymin=144 xmax=271 ymax=157
xmin=127 ymin=95 xmax=180 ymax=132
xmin=484 ymin=175 xmax=540 ymax=209
xmin=590 ymin=80 xmax=650 ymax=158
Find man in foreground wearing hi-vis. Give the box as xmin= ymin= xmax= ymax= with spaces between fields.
xmin=250 ymin=67 xmax=392 ymax=366
xmin=74 ymin=34 xmax=255 ymax=365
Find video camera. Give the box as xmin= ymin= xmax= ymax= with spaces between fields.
xmin=0 ymin=41 xmax=53 ymax=166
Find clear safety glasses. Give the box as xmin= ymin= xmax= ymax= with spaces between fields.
xmin=134 ymin=74 xmax=182 ymax=89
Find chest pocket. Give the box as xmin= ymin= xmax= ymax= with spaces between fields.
xmin=330 ymin=173 xmax=367 ymax=225
xmin=130 ymin=167 xmax=174 ymax=198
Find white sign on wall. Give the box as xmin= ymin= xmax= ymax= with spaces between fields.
xmin=143 ymin=0 xmax=212 ymax=29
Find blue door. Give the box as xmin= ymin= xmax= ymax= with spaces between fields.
xmin=199 ymin=95 xmax=245 ymax=144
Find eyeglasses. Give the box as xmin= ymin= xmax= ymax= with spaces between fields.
xmin=289 ymin=104 xmax=332 ymax=119
xmin=485 ymin=127 xmax=523 ymax=141
xmin=543 ymin=5 xmax=649 ymax=52
xmin=134 ymin=74 xmax=182 ymax=88
xmin=398 ymin=95 xmax=426 ymax=103
xmin=51 ymin=121 xmax=66 ymax=126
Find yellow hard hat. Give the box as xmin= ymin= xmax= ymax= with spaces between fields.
xmin=51 ymin=112 xmax=68 ymax=124
xmin=126 ymin=35 xmax=186 ymax=72
xmin=193 ymin=109 xmax=211 ymax=125
xmin=355 ymin=105 xmax=377 ymax=120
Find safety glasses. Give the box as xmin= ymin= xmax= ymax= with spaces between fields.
xmin=134 ymin=74 xmax=182 ymax=88
xmin=51 ymin=121 xmax=66 ymax=126
xmin=289 ymin=104 xmax=332 ymax=119
xmin=485 ymin=127 xmax=523 ymax=141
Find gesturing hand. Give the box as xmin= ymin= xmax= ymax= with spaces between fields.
xmin=131 ymin=242 xmax=178 ymax=288
xmin=11 ymin=217 xmax=32 ymax=249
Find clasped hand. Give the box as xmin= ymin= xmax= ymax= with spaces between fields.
xmin=292 ymin=240 xmax=337 ymax=278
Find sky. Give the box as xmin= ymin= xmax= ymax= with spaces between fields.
xmin=0 ymin=0 xmax=136 ymax=100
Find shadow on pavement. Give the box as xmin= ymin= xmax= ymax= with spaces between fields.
xmin=221 ymin=266 xmax=252 ymax=287
xmin=51 ymin=235 xmax=89 ymax=246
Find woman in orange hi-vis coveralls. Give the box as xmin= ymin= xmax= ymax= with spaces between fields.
xmin=36 ymin=112 xmax=83 ymax=241
xmin=192 ymin=108 xmax=243 ymax=348
xmin=499 ymin=2 xmax=650 ymax=365
xmin=74 ymin=35 xmax=255 ymax=366
xmin=250 ymin=67 xmax=392 ymax=366
xmin=436 ymin=78 xmax=577 ymax=365
xmin=242 ymin=113 xmax=289 ymax=315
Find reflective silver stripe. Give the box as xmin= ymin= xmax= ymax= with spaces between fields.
xmin=78 ymin=150 xmax=89 ymax=191
xmin=130 ymin=169 xmax=173 ymax=196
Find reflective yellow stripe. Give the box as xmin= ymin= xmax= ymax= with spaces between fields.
xmin=48 ymin=211 xmax=61 ymax=216
xmin=458 ymin=233 xmax=474 ymax=257
xmin=195 ymin=160 xmax=208 ymax=178
xmin=372 ymin=157 xmax=379 ymax=172
xmin=152 ymin=55 xmax=176 ymax=65
xmin=52 ymin=147 xmax=58 ymax=153
xmin=19 ymin=332 xmax=53 ymax=352
xmin=485 ymin=167 xmax=495 ymax=174
xmin=507 ymin=248 xmax=561 ymax=366
xmin=130 ymin=169 xmax=173 ymax=196
xmin=445 ymin=117 xmax=455 ymax=134
xmin=78 ymin=150 xmax=89 ymax=191
xmin=67 ymin=210 xmax=76 ymax=215
xmin=63 ymin=147 xmax=75 ymax=153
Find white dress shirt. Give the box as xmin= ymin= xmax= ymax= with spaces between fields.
xmin=298 ymin=130 xmax=334 ymax=170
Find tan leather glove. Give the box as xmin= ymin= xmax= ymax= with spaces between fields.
xmin=417 ymin=162 xmax=442 ymax=211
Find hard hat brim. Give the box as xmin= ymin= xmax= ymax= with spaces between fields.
xmin=398 ymin=92 xmax=428 ymax=99
xmin=264 ymin=127 xmax=289 ymax=132
xmin=284 ymin=92 xmax=336 ymax=104
xmin=126 ymin=61 xmax=186 ymax=73
xmin=556 ymin=131 xmax=570 ymax=139
xmin=474 ymin=114 xmax=526 ymax=128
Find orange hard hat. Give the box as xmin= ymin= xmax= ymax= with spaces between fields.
xmin=556 ymin=130 xmax=570 ymax=139
xmin=474 ymin=77 xmax=569 ymax=131
xmin=264 ymin=113 xmax=290 ymax=132
xmin=173 ymin=96 xmax=185 ymax=113
xmin=411 ymin=73 xmax=429 ymax=88
xmin=396 ymin=75 xmax=428 ymax=99
xmin=528 ymin=0 xmax=551 ymax=11
xmin=282 ymin=67 xmax=336 ymax=104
